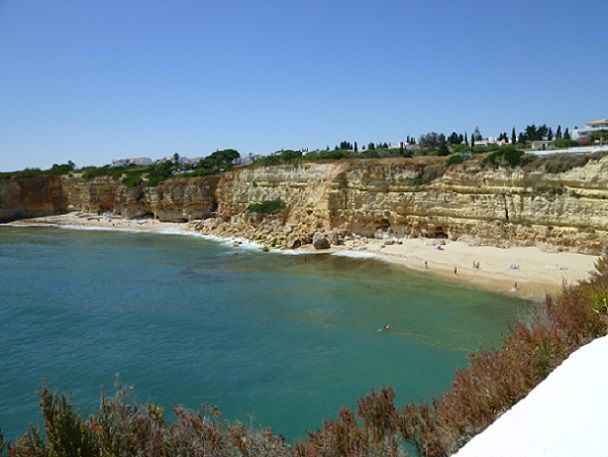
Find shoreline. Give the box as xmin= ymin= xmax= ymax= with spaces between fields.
xmin=3 ymin=212 xmax=598 ymax=301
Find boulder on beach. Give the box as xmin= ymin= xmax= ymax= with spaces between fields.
xmin=286 ymin=235 xmax=301 ymax=249
xmin=312 ymin=232 xmax=330 ymax=250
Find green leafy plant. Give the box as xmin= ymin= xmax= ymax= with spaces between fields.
xmin=445 ymin=154 xmax=464 ymax=166
xmin=483 ymin=147 xmax=525 ymax=167
xmin=246 ymin=199 xmax=286 ymax=214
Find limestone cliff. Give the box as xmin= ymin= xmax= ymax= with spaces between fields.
xmin=0 ymin=174 xmax=218 ymax=223
xmin=61 ymin=175 xmax=219 ymax=221
xmin=0 ymin=176 xmax=67 ymax=222
xmin=204 ymin=156 xmax=608 ymax=254
xmin=2 ymin=156 xmax=608 ymax=254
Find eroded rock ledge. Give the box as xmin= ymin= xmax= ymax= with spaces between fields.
xmin=2 ymin=156 xmax=608 ymax=254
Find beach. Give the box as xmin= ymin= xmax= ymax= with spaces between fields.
xmin=327 ymin=237 xmax=597 ymax=302
xmin=5 ymin=212 xmax=598 ymax=301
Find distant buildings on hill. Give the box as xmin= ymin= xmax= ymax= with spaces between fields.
xmin=235 ymin=153 xmax=262 ymax=166
xmin=572 ymin=119 xmax=608 ymax=141
xmin=111 ymin=155 xmax=202 ymax=168
xmin=110 ymin=117 xmax=607 ymax=167
xmin=111 ymin=157 xmax=153 ymax=167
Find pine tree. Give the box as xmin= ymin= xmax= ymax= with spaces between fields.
xmin=511 ymin=128 xmax=516 ymax=144
xmin=556 ymin=125 xmax=562 ymax=139
xmin=471 ymin=136 xmax=475 ymax=148
xmin=464 ymin=132 xmax=469 ymax=146
xmin=354 ymin=141 xmax=358 ymax=153
xmin=548 ymin=128 xmax=554 ymax=141
xmin=473 ymin=127 xmax=482 ymax=141
xmin=564 ymin=128 xmax=571 ymax=140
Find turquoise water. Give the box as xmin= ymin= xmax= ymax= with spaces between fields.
xmin=0 ymin=227 xmax=531 ymax=441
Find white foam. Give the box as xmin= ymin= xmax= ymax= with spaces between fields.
xmin=157 ymin=228 xmax=265 ymax=252
xmin=59 ymin=224 xmax=143 ymax=234
xmin=332 ymin=250 xmax=383 ymax=260
xmin=1 ymin=222 xmax=59 ymax=228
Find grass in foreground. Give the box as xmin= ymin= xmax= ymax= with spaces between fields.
xmin=2 ymin=257 xmax=607 ymax=457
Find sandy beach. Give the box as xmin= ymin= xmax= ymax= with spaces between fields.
xmin=328 ymin=238 xmax=597 ymax=302
xmin=4 ymin=212 xmax=599 ymax=301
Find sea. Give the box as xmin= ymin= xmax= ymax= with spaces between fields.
xmin=0 ymin=226 xmax=532 ymax=441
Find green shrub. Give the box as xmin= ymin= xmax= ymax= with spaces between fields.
xmin=0 ymin=162 xmax=75 ymax=180
xmin=543 ymin=153 xmax=591 ymax=174
xmin=411 ymin=163 xmax=447 ymax=185
xmin=552 ymin=138 xmax=580 ymax=148
xmin=445 ymin=154 xmax=464 ymax=166
xmin=246 ymin=199 xmax=286 ymax=214
xmin=122 ymin=172 xmax=144 ymax=188
xmin=483 ymin=147 xmax=525 ymax=167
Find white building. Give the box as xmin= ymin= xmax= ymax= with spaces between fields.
xmin=156 ymin=155 xmax=203 ymax=166
xmin=111 ymin=157 xmax=153 ymax=167
xmin=474 ymin=136 xmax=498 ymax=147
xmin=572 ymin=119 xmax=608 ymax=140
xmin=235 ymin=153 xmax=262 ymax=165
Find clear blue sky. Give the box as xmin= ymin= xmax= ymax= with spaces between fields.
xmin=0 ymin=0 xmax=606 ymax=171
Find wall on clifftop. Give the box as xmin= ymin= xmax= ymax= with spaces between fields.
xmin=215 ymin=157 xmax=608 ymax=253
xmin=0 ymin=176 xmax=67 ymax=222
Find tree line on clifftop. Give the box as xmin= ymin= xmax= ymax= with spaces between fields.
xmin=2 ymin=123 xmax=607 ymax=188
xmin=2 ymin=256 xmax=608 ymax=457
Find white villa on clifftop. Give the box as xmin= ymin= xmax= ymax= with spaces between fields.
xmin=111 ymin=157 xmax=153 ymax=167
xmin=572 ymin=118 xmax=608 ymax=140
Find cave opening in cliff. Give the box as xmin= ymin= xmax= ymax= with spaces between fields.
xmin=431 ymin=226 xmax=449 ymax=239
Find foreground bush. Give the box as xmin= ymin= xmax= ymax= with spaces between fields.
xmin=3 ymin=257 xmax=608 ymax=457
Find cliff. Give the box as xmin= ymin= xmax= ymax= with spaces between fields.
xmin=204 ymin=156 xmax=608 ymax=254
xmin=2 ymin=155 xmax=608 ymax=254
xmin=61 ymin=175 xmax=219 ymax=221
xmin=0 ymin=174 xmax=218 ymax=223
xmin=0 ymin=176 xmax=67 ymax=222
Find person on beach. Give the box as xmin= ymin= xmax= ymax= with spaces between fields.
xmin=454 ymin=266 xmax=458 ymax=275
xmin=424 ymin=260 xmax=429 ymax=269
xmin=512 ymin=281 xmax=519 ymax=292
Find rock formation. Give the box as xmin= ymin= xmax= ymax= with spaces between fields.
xmin=2 ymin=155 xmax=608 ymax=254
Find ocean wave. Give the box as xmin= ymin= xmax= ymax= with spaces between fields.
xmin=158 ymin=229 xmax=265 ymax=252
xmin=332 ymin=250 xmax=384 ymax=260
xmin=1 ymin=222 xmax=59 ymax=228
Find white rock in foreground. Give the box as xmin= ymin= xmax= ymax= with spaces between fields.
xmin=453 ymin=335 xmax=608 ymax=457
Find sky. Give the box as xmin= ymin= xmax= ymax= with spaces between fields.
xmin=0 ymin=0 xmax=606 ymax=171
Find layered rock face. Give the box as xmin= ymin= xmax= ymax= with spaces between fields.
xmin=61 ymin=175 xmax=219 ymax=221
xmin=0 ymin=175 xmax=218 ymax=223
xmin=2 ymin=157 xmax=608 ymax=254
xmin=210 ymin=157 xmax=608 ymax=253
xmin=0 ymin=176 xmax=67 ymax=222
